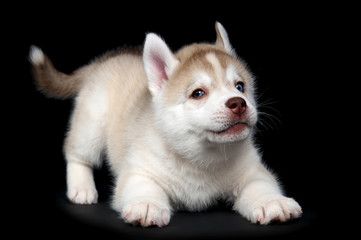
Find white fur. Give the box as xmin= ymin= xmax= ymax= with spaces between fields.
xmin=29 ymin=45 xmax=44 ymax=65
xmin=190 ymin=71 xmax=213 ymax=90
xmin=226 ymin=64 xmax=240 ymax=84
xmin=205 ymin=53 xmax=223 ymax=82
xmin=36 ymin=22 xmax=302 ymax=227
xmin=215 ymin=22 xmax=235 ymax=55
xmin=66 ymin=162 xmax=98 ymax=204
xmin=143 ymin=33 xmax=179 ymax=95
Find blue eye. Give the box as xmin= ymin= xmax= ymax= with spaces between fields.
xmin=191 ymin=89 xmax=205 ymax=99
xmin=235 ymin=82 xmax=244 ymax=92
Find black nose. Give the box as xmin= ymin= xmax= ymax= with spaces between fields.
xmin=225 ymin=97 xmax=247 ymax=115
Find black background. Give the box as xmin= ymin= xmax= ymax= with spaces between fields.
xmin=6 ymin=2 xmax=354 ymax=239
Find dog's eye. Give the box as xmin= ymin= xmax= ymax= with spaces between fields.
xmin=191 ymin=89 xmax=206 ymax=99
xmin=235 ymin=82 xmax=244 ymax=92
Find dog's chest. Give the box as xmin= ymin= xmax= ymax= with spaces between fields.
xmin=161 ymin=166 xmax=225 ymax=211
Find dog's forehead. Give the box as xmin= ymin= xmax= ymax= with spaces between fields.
xmin=203 ymin=52 xmax=241 ymax=85
xmin=164 ymin=45 xmax=253 ymax=102
xmin=184 ymin=50 xmax=250 ymax=89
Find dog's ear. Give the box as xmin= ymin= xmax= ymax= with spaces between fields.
xmin=143 ymin=33 xmax=179 ymax=95
xmin=215 ymin=22 xmax=235 ymax=55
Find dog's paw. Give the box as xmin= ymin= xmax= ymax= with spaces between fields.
xmin=248 ymin=196 xmax=302 ymax=225
xmin=66 ymin=162 xmax=98 ymax=204
xmin=67 ymin=186 xmax=98 ymax=204
xmin=122 ymin=202 xmax=171 ymax=227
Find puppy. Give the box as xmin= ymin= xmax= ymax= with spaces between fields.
xmin=30 ymin=22 xmax=302 ymax=227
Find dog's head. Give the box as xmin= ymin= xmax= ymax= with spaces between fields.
xmin=143 ymin=22 xmax=257 ymax=149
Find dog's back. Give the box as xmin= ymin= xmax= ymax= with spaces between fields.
xmin=30 ymin=46 xmax=152 ymax=192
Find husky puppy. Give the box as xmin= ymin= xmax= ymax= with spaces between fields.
xmin=29 ymin=22 xmax=302 ymax=227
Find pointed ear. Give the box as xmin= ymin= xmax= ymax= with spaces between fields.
xmin=215 ymin=22 xmax=235 ymax=55
xmin=143 ymin=33 xmax=179 ymax=95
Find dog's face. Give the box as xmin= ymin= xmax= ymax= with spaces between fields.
xmin=163 ymin=47 xmax=257 ymax=144
xmin=144 ymin=23 xmax=257 ymax=149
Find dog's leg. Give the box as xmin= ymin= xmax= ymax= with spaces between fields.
xmin=233 ymin=163 xmax=302 ymax=224
xmin=63 ymin=90 xmax=107 ymax=204
xmin=112 ymin=174 xmax=172 ymax=227
xmin=66 ymin=161 xmax=98 ymax=204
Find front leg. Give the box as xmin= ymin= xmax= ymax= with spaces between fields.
xmin=112 ymin=174 xmax=172 ymax=227
xmin=233 ymin=164 xmax=302 ymax=225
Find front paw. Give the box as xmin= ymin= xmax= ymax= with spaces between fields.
xmin=67 ymin=186 xmax=98 ymax=204
xmin=122 ymin=202 xmax=171 ymax=227
xmin=246 ymin=195 xmax=302 ymax=225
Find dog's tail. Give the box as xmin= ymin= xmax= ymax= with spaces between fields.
xmin=29 ymin=45 xmax=84 ymax=99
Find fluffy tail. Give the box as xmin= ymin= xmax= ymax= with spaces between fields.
xmin=29 ymin=45 xmax=84 ymax=99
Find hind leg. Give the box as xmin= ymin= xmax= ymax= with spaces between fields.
xmin=64 ymin=93 xmax=107 ymax=204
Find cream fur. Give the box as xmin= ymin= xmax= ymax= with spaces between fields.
xmin=30 ymin=22 xmax=302 ymax=227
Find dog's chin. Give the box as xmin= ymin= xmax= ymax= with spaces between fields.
xmin=206 ymin=122 xmax=251 ymax=143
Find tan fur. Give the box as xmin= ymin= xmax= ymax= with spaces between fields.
xmin=30 ymin=47 xmax=142 ymax=99
xmin=163 ymin=45 xmax=253 ymax=104
xmin=30 ymin=52 xmax=83 ymax=99
xmin=29 ymin=22 xmax=302 ymax=227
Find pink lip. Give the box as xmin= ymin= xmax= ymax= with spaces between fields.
xmin=214 ymin=121 xmax=248 ymax=134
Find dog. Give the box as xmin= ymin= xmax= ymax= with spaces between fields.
xmin=29 ymin=22 xmax=302 ymax=227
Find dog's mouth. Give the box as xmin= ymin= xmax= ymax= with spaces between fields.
xmin=211 ymin=121 xmax=248 ymax=135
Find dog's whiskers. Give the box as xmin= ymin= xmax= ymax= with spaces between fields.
xmin=256 ymin=98 xmax=282 ymax=132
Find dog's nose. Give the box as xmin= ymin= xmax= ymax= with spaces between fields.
xmin=225 ymin=97 xmax=247 ymax=115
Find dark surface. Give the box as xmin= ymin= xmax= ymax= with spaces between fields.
xmin=7 ymin=2 xmax=353 ymax=239
xmin=55 ymin=187 xmax=318 ymax=240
